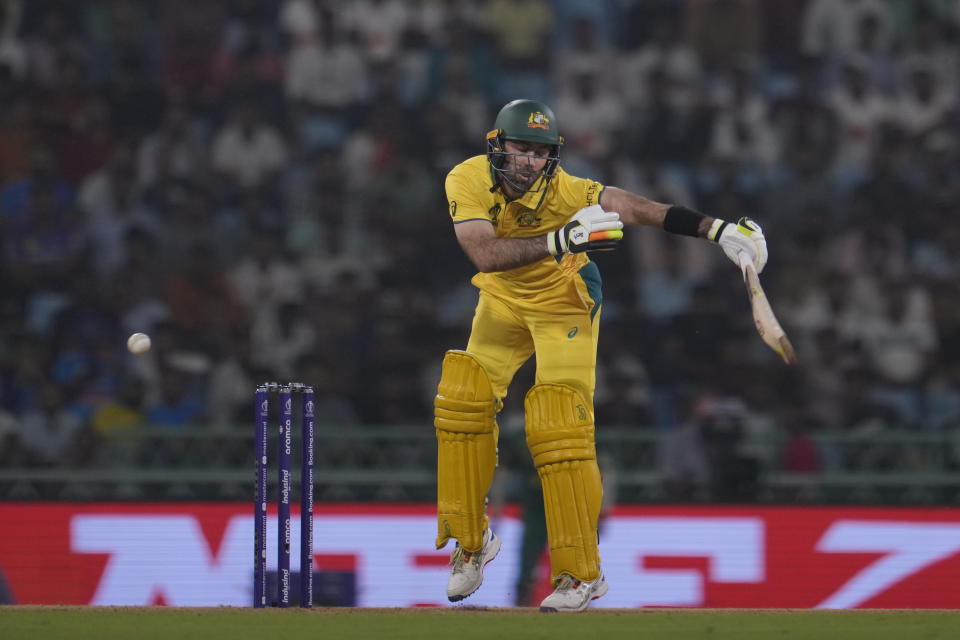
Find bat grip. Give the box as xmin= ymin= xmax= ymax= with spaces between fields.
xmin=737 ymin=251 xmax=752 ymax=278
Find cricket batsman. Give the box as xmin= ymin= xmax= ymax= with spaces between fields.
xmin=435 ymin=99 xmax=768 ymax=612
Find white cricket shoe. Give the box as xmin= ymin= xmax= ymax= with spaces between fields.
xmin=446 ymin=528 xmax=501 ymax=602
xmin=539 ymin=570 xmax=608 ymax=613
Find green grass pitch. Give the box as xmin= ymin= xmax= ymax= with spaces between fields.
xmin=1 ymin=606 xmax=958 ymax=640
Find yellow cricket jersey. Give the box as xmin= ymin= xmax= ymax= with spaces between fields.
xmin=446 ymin=155 xmax=605 ymax=302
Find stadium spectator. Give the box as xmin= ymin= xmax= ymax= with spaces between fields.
xmin=551 ymin=15 xmax=617 ymax=93
xmin=206 ymin=324 xmax=264 ymax=428
xmin=823 ymin=54 xmax=892 ymax=181
xmin=1 ymin=152 xmax=87 ymax=294
xmin=229 ymin=224 xmax=304 ymax=313
xmin=284 ymin=8 xmax=368 ymax=151
xmin=629 ymin=66 xmax=712 ymax=166
xmin=18 ymin=382 xmax=88 ymax=466
xmin=859 ymin=276 xmax=937 ymax=422
xmin=91 ymin=373 xmax=146 ymax=435
xmin=59 ymin=96 xmax=116 ymax=185
xmin=488 ymin=0 xmax=554 ymax=101
xmin=433 ymin=55 xmax=492 ymax=148
xmin=620 ymin=6 xmax=701 ymax=114
xmin=635 ymin=234 xmax=704 ymax=323
xmin=0 ymin=0 xmax=26 ymax=81
xmin=769 ymin=54 xmax=838 ymax=172
xmin=0 ymin=95 xmax=35 ymax=186
xmin=686 ymin=0 xmax=763 ymax=75
xmin=708 ymin=55 xmax=780 ymax=172
xmin=552 ymin=64 xmax=626 ymax=175
xmin=296 ymin=357 xmax=361 ymax=426
xmin=278 ymin=0 xmax=321 ymax=42
xmin=890 ymin=56 xmax=956 ymax=138
xmin=894 ymin=2 xmax=958 ymax=98
xmin=1 ymin=334 xmax=47 ymax=414
xmin=210 ymin=100 xmax=288 ymax=194
xmin=163 ymin=242 xmax=245 ymax=351
xmin=83 ymin=0 xmax=159 ymax=87
xmin=158 ymin=183 xmax=222 ymax=266
xmin=217 ymin=187 xmax=283 ymax=265
xmin=696 ymin=395 xmax=760 ymax=501
xmin=158 ymin=0 xmax=224 ymax=99
xmin=800 ymin=0 xmax=891 ymax=62
xmin=924 ymin=359 xmax=960 ymax=430
xmin=136 ymin=92 xmax=209 ymax=195
xmin=144 ymin=365 xmax=206 ymax=429
xmin=0 ymin=397 xmax=20 ymax=468
xmin=23 ymin=3 xmax=88 ymax=87
xmin=79 ymin=141 xmax=159 ymax=275
xmin=659 ymin=399 xmax=711 ymax=502
xmin=341 ymin=0 xmax=412 ymax=64
xmin=820 ymin=7 xmax=898 ymax=96
xmin=250 ymin=300 xmax=315 ymax=381
xmin=426 ymin=16 xmax=498 ymax=106
xmin=30 ymin=53 xmax=95 ymax=147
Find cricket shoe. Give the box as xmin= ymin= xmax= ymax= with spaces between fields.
xmin=539 ymin=570 xmax=608 ymax=613
xmin=446 ymin=528 xmax=501 ymax=602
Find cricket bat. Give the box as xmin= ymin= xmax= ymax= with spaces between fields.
xmin=738 ymin=253 xmax=797 ymax=364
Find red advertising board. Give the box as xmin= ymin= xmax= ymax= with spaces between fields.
xmin=0 ymin=503 xmax=958 ymax=608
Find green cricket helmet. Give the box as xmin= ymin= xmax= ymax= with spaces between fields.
xmin=486 ymin=99 xmax=563 ymax=197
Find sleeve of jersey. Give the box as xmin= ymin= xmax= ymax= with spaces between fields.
xmin=553 ymin=170 xmax=605 ymax=212
xmin=445 ymin=167 xmax=492 ymax=225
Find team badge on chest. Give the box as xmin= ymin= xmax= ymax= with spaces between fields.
xmin=516 ymin=212 xmax=542 ymax=227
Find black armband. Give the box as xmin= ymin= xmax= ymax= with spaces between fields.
xmin=663 ymin=205 xmax=706 ymax=238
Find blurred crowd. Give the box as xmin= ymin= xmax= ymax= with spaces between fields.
xmin=0 ymin=0 xmax=958 ymax=497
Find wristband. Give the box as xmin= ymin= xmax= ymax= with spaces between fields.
xmin=663 ymin=205 xmax=706 ymax=238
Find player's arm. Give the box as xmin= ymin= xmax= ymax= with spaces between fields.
xmin=600 ymin=186 xmax=712 ymax=237
xmin=454 ymin=219 xmax=550 ymax=273
xmin=600 ymin=185 xmax=768 ymax=272
xmin=447 ymin=168 xmax=555 ymax=272
xmin=454 ymin=204 xmax=624 ymax=272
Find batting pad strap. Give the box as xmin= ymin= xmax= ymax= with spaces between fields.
xmin=435 ymin=396 xmax=496 ymax=434
xmin=526 ymin=428 xmax=596 ymax=468
xmin=435 ymin=350 xmax=498 ymax=552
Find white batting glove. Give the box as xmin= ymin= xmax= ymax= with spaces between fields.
xmin=708 ymin=217 xmax=768 ymax=273
xmin=547 ymin=205 xmax=624 ymax=255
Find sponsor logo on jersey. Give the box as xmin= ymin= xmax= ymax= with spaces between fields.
xmin=586 ymin=182 xmax=600 ymax=205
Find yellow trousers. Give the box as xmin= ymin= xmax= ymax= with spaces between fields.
xmin=465 ymin=274 xmax=601 ymax=404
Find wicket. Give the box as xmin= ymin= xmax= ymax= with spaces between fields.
xmin=254 ymin=382 xmax=315 ymax=608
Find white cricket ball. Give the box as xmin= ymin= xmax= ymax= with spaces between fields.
xmin=127 ymin=332 xmax=152 ymax=355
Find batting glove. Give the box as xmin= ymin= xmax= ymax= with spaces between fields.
xmin=547 ymin=205 xmax=624 ymax=255
xmin=709 ymin=216 xmax=768 ymax=273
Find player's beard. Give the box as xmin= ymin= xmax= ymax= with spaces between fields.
xmin=505 ymin=158 xmax=542 ymax=192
